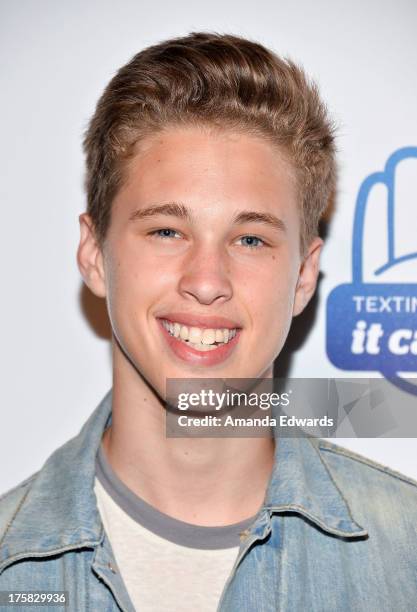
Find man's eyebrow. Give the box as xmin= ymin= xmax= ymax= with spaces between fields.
xmin=128 ymin=202 xmax=191 ymax=222
xmin=128 ymin=202 xmax=286 ymax=233
xmin=232 ymin=210 xmax=286 ymax=233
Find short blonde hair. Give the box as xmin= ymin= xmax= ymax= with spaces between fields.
xmin=84 ymin=31 xmax=336 ymax=256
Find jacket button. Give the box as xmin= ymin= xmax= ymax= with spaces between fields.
xmin=108 ymin=562 xmax=117 ymax=574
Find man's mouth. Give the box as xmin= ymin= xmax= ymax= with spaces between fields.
xmin=160 ymin=319 xmax=237 ymax=352
xmin=156 ymin=314 xmax=241 ymax=365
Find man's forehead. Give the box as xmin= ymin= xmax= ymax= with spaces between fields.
xmin=117 ymin=129 xmax=297 ymax=215
xmin=128 ymin=125 xmax=296 ymax=183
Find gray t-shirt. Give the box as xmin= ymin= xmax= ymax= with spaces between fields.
xmin=94 ymin=444 xmax=257 ymax=611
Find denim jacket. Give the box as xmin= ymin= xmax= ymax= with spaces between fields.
xmin=1 ymin=389 xmax=417 ymax=611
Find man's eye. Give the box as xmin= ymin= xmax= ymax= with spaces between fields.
xmin=237 ymin=235 xmax=265 ymax=249
xmin=149 ymin=228 xmax=181 ymax=239
xmin=148 ymin=230 xmax=265 ymax=248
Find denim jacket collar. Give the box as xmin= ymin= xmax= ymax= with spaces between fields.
xmin=263 ymin=436 xmax=367 ymax=537
xmin=0 ymin=389 xmax=367 ymax=571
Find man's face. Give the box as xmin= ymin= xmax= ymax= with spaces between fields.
xmin=78 ymin=126 xmax=322 ymax=396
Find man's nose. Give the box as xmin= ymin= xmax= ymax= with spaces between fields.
xmin=178 ymin=244 xmax=233 ymax=306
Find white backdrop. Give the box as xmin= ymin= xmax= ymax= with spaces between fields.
xmin=1 ymin=0 xmax=416 ymax=494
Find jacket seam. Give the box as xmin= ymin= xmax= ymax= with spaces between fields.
xmin=0 ymin=542 xmax=100 ymax=575
xmin=0 ymin=471 xmax=38 ymax=504
xmin=318 ymin=443 xmax=417 ymax=489
xmin=266 ymin=503 xmax=366 ymax=537
xmin=0 ymin=484 xmax=31 ymax=550
xmin=307 ymin=439 xmax=365 ymax=529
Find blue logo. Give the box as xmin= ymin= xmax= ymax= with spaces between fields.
xmin=326 ymin=147 xmax=417 ymax=395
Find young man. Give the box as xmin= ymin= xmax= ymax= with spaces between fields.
xmin=0 ymin=32 xmax=416 ymax=612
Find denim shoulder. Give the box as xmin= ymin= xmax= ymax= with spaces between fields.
xmin=316 ymin=440 xmax=417 ymax=540
xmin=0 ymin=473 xmax=38 ymax=543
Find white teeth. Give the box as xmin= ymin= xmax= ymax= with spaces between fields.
xmin=161 ymin=319 xmax=238 ymax=349
xmin=173 ymin=322 xmax=181 ymax=338
xmin=189 ymin=327 xmax=203 ymax=343
xmin=202 ymin=329 xmax=216 ymax=345
xmin=215 ymin=329 xmax=224 ymax=343
xmin=188 ymin=342 xmax=217 ymax=351
xmin=180 ymin=325 xmax=189 ymax=340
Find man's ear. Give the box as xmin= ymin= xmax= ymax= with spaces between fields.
xmin=292 ymin=236 xmax=323 ymax=317
xmin=76 ymin=213 xmax=107 ymax=298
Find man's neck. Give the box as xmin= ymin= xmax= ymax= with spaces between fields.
xmin=102 ymin=347 xmax=276 ymax=526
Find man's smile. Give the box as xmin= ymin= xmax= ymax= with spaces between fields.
xmin=156 ymin=314 xmax=242 ymax=365
xmin=161 ymin=319 xmax=237 ymax=349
